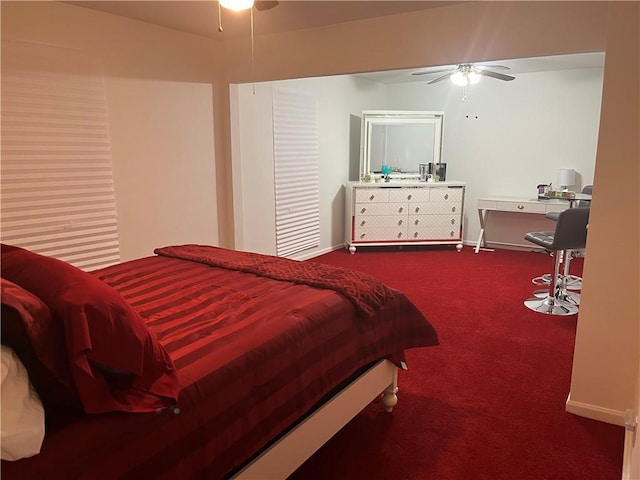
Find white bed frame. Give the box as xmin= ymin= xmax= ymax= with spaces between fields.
xmin=233 ymin=359 xmax=399 ymax=479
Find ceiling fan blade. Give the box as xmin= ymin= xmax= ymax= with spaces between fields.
xmin=411 ymin=68 xmax=456 ymax=76
xmin=427 ymin=73 xmax=455 ymax=85
xmin=477 ymin=64 xmax=511 ymax=71
xmin=254 ymin=0 xmax=279 ymax=11
xmin=477 ymin=70 xmax=515 ymax=81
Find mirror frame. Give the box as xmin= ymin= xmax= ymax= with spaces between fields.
xmin=360 ymin=110 xmax=445 ymax=179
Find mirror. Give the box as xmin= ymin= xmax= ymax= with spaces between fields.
xmin=360 ymin=110 xmax=444 ymax=178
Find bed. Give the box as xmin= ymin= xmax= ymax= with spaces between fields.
xmin=0 ymin=243 xmax=439 ymax=479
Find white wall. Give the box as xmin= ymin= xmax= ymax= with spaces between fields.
xmin=105 ymin=78 xmax=217 ymax=260
xmin=232 ymin=65 xmax=603 ymax=253
xmin=386 ymin=67 xmax=604 ymax=247
xmin=1 ymin=2 xmax=220 ymax=262
xmin=232 ymin=75 xmax=386 ymax=258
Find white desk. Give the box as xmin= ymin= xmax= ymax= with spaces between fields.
xmin=474 ymin=195 xmax=591 ymax=253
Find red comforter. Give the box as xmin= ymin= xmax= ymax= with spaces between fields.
xmin=2 ymin=247 xmax=438 ymax=479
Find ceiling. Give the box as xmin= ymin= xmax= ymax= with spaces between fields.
xmin=355 ymin=52 xmax=605 ymax=84
xmin=66 ymin=1 xmax=605 ymax=81
xmin=67 ymin=1 xmax=458 ymax=39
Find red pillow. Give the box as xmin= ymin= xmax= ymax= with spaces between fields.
xmin=1 ymin=278 xmax=81 ymax=412
xmin=1 ymin=244 xmax=179 ymax=414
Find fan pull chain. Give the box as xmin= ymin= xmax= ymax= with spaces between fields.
xmin=251 ymin=6 xmax=255 ymax=94
xmin=217 ymin=1 xmax=223 ymax=32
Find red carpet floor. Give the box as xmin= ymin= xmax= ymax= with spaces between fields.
xmin=289 ymin=246 xmax=624 ymax=480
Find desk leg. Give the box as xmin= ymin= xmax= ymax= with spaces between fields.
xmin=475 ymin=209 xmax=488 ymax=254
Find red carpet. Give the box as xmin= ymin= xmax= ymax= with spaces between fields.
xmin=290 ymin=247 xmax=624 ymax=480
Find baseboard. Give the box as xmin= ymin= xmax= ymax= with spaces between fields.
xmin=565 ymin=392 xmax=627 ymax=426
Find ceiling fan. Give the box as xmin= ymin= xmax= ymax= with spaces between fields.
xmin=255 ymin=1 xmax=279 ymax=11
xmin=217 ymin=0 xmax=279 ymax=34
xmin=412 ymin=64 xmax=515 ymax=85
xmin=219 ymin=0 xmax=279 ymax=12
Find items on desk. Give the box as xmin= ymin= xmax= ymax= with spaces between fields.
xmin=537 ymin=183 xmax=551 ymax=199
xmin=544 ymin=190 xmax=576 ymax=200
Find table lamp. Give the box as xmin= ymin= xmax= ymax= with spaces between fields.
xmin=556 ymin=168 xmax=576 ymax=191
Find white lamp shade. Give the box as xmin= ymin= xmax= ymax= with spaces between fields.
xmin=220 ymin=0 xmax=254 ymax=11
xmin=468 ymin=71 xmax=482 ymax=85
xmin=450 ymin=71 xmax=468 ymax=86
xmin=557 ymin=168 xmax=576 ymax=189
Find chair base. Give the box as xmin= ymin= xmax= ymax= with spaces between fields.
xmin=532 ymin=288 xmax=581 ymax=305
xmin=532 ymin=273 xmax=583 ymax=291
xmin=524 ymin=296 xmax=579 ymax=316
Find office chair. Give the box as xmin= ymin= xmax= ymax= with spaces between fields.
xmin=578 ymin=184 xmax=593 ymax=207
xmin=531 ymin=184 xmax=592 ymax=294
xmin=523 ymin=207 xmax=590 ymax=316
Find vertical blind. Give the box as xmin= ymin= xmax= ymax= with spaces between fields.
xmin=1 ymin=40 xmax=120 ymax=271
xmin=272 ymin=87 xmax=320 ymax=257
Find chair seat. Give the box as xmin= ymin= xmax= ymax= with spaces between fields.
xmin=545 ymin=211 xmax=561 ymax=222
xmin=524 ymin=231 xmax=555 ymax=249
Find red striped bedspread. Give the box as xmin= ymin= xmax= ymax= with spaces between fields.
xmin=2 ymin=249 xmax=438 ymax=479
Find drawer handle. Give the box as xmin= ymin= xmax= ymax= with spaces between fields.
xmin=397 ymin=232 xmax=403 ymax=238
xmin=414 ymin=219 xmax=419 ymax=225
xmin=398 ymin=219 xmax=403 ymax=226
xmin=360 ymin=220 xmax=366 ymax=226
xmin=451 ymin=219 xmax=455 ymax=225
xmin=407 ymin=194 xmax=412 ymax=200
xmin=451 ymin=206 xmax=456 ymax=213
xmin=414 ymin=207 xmax=420 ymax=213
xmin=445 ymin=193 xmax=449 ymax=200
xmin=360 ymin=233 xmax=366 ymax=239
xmin=517 ymin=204 xmax=525 ymax=210
xmin=369 ymin=194 xmax=375 ymax=201
xmin=398 ymin=207 xmax=404 ymax=213
xmin=360 ymin=207 xmax=366 ymax=214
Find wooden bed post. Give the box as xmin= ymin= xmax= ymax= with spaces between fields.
xmin=381 ymin=365 xmax=399 ymax=412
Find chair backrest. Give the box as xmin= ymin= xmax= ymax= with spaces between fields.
xmin=578 ymin=185 xmax=593 ymax=208
xmin=551 ymin=207 xmax=590 ymax=250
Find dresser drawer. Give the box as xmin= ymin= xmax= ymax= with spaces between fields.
xmin=429 ymin=187 xmax=463 ymax=202
xmin=355 ymin=202 xmax=407 ymax=216
xmin=410 ymin=201 xmax=461 ymax=215
xmin=355 ymin=188 xmax=389 ymax=203
xmin=354 ymin=215 xmax=408 ymax=229
xmin=388 ymin=188 xmax=430 ymax=203
xmin=408 ymin=226 xmax=461 ymax=241
xmin=353 ymin=226 xmax=407 ymax=242
xmin=409 ymin=214 xmax=460 ymax=228
xmin=495 ymin=200 xmax=546 ymax=214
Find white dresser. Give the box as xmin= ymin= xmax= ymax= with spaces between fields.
xmin=345 ymin=181 xmax=466 ymax=253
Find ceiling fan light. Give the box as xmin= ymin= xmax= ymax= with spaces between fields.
xmin=220 ymin=0 xmax=254 ymax=12
xmin=450 ymin=71 xmax=468 ymax=87
xmin=468 ymin=71 xmax=481 ymax=85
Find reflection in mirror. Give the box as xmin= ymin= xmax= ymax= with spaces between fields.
xmin=369 ymin=123 xmax=436 ymax=172
xmin=360 ymin=111 xmax=444 ymax=178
